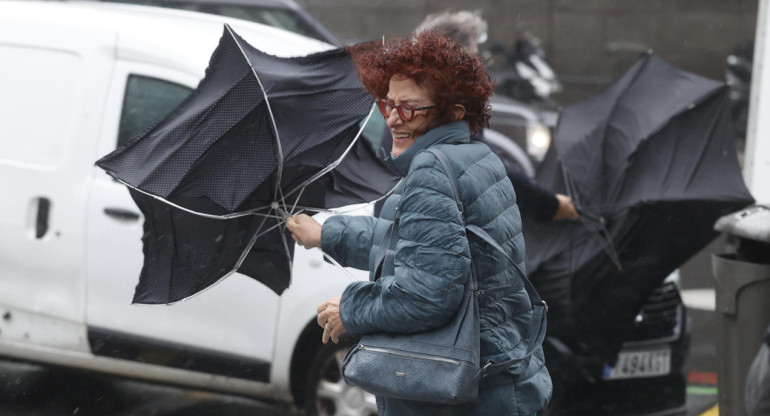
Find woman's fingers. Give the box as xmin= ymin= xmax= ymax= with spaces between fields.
xmin=317 ymin=308 xmax=329 ymax=327
xmin=322 ymin=318 xmax=346 ymax=344
xmin=317 ymin=297 xmax=345 ymax=343
xmin=316 ymin=308 xmax=338 ymax=328
xmin=322 ymin=322 xmax=332 ymax=344
xmin=285 ymin=214 xmax=322 ymax=249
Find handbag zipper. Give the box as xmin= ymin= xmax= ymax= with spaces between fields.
xmin=357 ymin=344 xmax=461 ymax=365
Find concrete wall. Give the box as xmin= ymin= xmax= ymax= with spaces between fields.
xmin=297 ymin=0 xmax=758 ymax=103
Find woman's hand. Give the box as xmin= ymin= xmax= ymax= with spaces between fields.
xmin=317 ymin=296 xmax=347 ymax=344
xmin=285 ymin=214 xmax=322 ymax=249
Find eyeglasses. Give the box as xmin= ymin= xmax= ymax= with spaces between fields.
xmin=378 ymin=99 xmax=436 ymax=122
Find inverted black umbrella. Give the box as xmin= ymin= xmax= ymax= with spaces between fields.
xmin=523 ymin=53 xmax=754 ymax=360
xmin=96 ymin=26 xmax=399 ymax=304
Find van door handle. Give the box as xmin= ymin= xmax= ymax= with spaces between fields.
xmin=104 ymin=208 xmax=140 ymax=221
xmin=35 ymin=197 xmax=51 ymax=239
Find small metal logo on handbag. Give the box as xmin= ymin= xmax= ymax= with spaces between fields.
xmin=395 ymin=372 xmax=405 ymax=377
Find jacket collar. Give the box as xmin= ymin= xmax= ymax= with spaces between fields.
xmin=392 ymin=121 xmax=470 ymax=176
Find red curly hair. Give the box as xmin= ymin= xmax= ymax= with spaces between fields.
xmin=348 ymin=31 xmax=494 ymax=134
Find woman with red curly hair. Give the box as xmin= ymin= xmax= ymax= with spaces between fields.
xmin=288 ymin=32 xmax=551 ymax=415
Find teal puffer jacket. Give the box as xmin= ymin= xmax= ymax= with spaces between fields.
xmin=321 ymin=121 xmax=551 ymax=414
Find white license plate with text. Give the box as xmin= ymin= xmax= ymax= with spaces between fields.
xmin=604 ymin=348 xmax=671 ymax=380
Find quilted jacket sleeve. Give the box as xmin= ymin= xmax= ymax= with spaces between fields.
xmin=321 ymin=215 xmax=376 ymax=271
xmin=339 ymin=152 xmax=471 ymax=335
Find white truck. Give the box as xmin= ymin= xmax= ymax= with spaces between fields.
xmin=0 ymin=1 xmax=374 ymax=414
xmin=745 ymin=0 xmax=770 ymax=204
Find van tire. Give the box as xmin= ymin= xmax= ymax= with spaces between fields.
xmin=304 ymin=339 xmax=377 ymax=416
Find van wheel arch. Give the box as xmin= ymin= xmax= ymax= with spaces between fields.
xmin=290 ymin=320 xmax=324 ymax=408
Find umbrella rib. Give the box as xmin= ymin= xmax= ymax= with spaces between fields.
xmin=111 ymin=176 xmax=272 ymax=219
xmin=282 ymin=102 xmax=378 ymax=202
xmin=246 ymin=211 xmax=358 ymax=283
xmin=277 ymin=216 xmax=294 ymax=289
xmin=290 ymin=180 xmax=402 ymax=215
xmin=317 ymin=248 xmax=359 ymax=281
xmin=231 ymin=211 xmax=272 ymax=274
xmin=253 ymin=212 xmax=286 ymax=220
xmin=224 ymin=24 xmax=286 ymax=210
xmin=253 ymin=214 xmax=292 ymax=239
xmin=288 ymin=186 xmax=306 ymax=217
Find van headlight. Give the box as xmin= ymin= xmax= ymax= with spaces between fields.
xmin=526 ymin=124 xmax=551 ymax=162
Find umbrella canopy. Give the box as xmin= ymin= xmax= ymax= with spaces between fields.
xmin=96 ymin=26 xmax=399 ymax=304
xmin=523 ymin=53 xmax=754 ymax=360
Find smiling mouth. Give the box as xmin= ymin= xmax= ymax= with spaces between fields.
xmin=393 ymin=133 xmax=411 ymax=139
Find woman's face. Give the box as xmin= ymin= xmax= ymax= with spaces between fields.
xmin=385 ymin=76 xmax=437 ymax=158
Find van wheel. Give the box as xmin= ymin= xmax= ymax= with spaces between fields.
xmin=304 ymin=340 xmax=377 ymax=416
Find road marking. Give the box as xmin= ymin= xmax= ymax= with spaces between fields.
xmin=681 ymin=288 xmax=715 ymax=311
xmin=688 ymin=386 xmax=718 ymax=395
xmin=700 ymin=404 xmax=719 ymax=415
xmin=689 ymin=372 xmax=718 ymax=384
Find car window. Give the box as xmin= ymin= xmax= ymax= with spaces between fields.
xmin=117 ymin=75 xmax=192 ymax=148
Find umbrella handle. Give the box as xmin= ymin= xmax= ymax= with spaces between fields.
xmin=274 ymin=202 xmax=358 ymax=282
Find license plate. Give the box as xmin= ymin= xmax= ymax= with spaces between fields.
xmin=603 ymin=348 xmax=671 ymax=380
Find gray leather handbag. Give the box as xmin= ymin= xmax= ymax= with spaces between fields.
xmin=341 ymin=148 xmax=547 ymax=404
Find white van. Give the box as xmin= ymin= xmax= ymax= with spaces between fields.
xmin=0 ymin=1 xmax=374 ymax=414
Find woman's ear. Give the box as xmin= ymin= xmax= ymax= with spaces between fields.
xmin=453 ymin=104 xmax=466 ymax=121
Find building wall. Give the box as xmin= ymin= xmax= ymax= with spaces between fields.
xmin=297 ymin=0 xmax=758 ymax=103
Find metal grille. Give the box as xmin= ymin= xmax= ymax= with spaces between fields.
xmin=627 ymin=282 xmax=683 ymax=342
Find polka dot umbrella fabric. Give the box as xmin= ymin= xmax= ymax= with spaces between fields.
xmin=96 ymin=26 xmax=399 ymax=303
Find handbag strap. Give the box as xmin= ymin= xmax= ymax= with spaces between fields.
xmin=425 ymin=148 xmax=548 ymax=378
xmin=373 ymin=197 xmax=477 ymax=288
xmin=372 ymin=217 xmax=394 ymax=279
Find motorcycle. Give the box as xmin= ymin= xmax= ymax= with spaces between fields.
xmin=484 ymin=31 xmax=561 ymax=107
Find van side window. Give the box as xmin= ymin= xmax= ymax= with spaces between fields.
xmin=0 ymin=46 xmax=80 ymax=167
xmin=117 ymin=75 xmax=192 ymax=148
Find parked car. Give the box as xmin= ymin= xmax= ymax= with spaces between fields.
xmin=0 ymin=2 xmax=374 ymax=414
xmin=542 ymin=272 xmax=689 ymax=416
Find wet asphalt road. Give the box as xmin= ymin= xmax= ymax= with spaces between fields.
xmin=0 ymin=239 xmax=724 ymax=416
xmin=0 ymin=361 xmax=302 ymax=416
